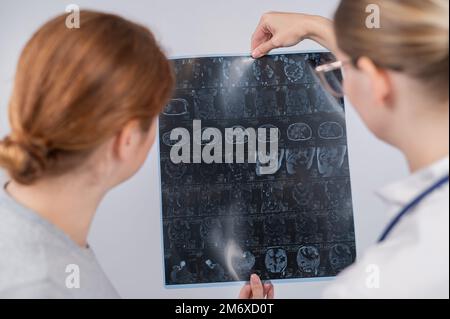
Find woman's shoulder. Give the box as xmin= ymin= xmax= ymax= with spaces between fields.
xmin=0 ymin=189 xmax=119 ymax=299
xmin=0 ymin=201 xmax=64 ymax=296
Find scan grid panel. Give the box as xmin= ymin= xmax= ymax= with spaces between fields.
xmin=159 ymin=53 xmax=356 ymax=285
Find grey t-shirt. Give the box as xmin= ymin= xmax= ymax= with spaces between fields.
xmin=0 ymin=185 xmax=119 ymax=298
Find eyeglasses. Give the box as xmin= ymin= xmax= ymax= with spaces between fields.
xmin=315 ymin=60 xmax=353 ymax=98
xmin=315 ymin=58 xmax=405 ymax=98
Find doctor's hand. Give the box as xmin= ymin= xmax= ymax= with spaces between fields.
xmin=238 ymin=274 xmax=275 ymax=299
xmin=251 ymin=12 xmax=337 ymax=58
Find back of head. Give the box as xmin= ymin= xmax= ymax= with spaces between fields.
xmin=334 ymin=0 xmax=449 ymax=102
xmin=0 ymin=11 xmax=174 ymax=185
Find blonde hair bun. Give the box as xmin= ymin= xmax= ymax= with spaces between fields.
xmin=335 ymin=0 xmax=449 ymax=101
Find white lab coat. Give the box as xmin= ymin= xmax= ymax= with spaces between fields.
xmin=323 ymin=157 xmax=449 ymax=299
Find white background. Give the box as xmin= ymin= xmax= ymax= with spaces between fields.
xmin=0 ymin=0 xmax=408 ymax=298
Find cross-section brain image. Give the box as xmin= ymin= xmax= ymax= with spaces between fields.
xmin=231 ymin=251 xmax=256 ymax=278
xmin=163 ymin=98 xmax=190 ymax=118
xmin=194 ymin=89 xmax=218 ymax=119
xmin=265 ymin=248 xmax=288 ymax=274
xmin=220 ymin=88 xmax=247 ymax=118
xmin=297 ymin=246 xmax=321 ymax=275
xmin=170 ymin=261 xmax=195 ymax=284
xmin=287 ymin=123 xmax=313 ymax=141
xmin=285 ymin=87 xmax=311 ymax=115
xmin=317 ymin=146 xmax=347 ymax=177
xmin=318 ymin=121 xmax=344 ymax=139
xmin=159 ymin=53 xmax=356 ymax=285
xmin=286 ymin=147 xmax=316 ymax=175
xmin=200 ymin=217 xmax=224 ymax=248
xmin=281 ymin=55 xmax=306 ymax=83
xmin=202 ymin=259 xmax=226 ymax=282
xmin=164 ymin=161 xmax=187 ymax=180
xmin=329 ymin=244 xmax=354 ymax=273
xmin=254 ymin=88 xmax=279 ymax=117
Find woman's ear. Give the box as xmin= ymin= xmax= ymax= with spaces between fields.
xmin=113 ymin=120 xmax=143 ymax=161
xmin=357 ymin=57 xmax=393 ymax=109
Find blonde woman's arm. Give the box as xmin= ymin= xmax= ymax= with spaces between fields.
xmin=251 ymin=12 xmax=339 ymax=58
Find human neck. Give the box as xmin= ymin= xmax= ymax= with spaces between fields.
xmin=6 ymin=174 xmax=107 ymax=247
xmin=397 ymin=100 xmax=449 ymax=173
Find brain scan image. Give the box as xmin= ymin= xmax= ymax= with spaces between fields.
xmin=168 ymin=219 xmax=192 ymax=248
xmin=261 ymin=183 xmax=286 ymax=213
xmin=227 ymin=163 xmax=248 ymax=182
xmin=199 ymin=187 xmax=222 ymax=215
xmin=255 ymin=89 xmax=279 ymax=116
xmin=222 ymin=59 xmax=234 ymax=80
xmin=170 ymin=261 xmax=195 ymax=284
xmin=324 ymin=179 xmax=352 ymax=209
xmin=292 ymin=182 xmax=315 ymax=208
xmin=297 ymin=246 xmax=320 ymax=275
xmin=164 ymin=187 xmax=195 ymax=217
xmin=199 ymin=163 xmax=223 ymax=183
xmin=231 ymin=251 xmax=256 ymax=277
xmin=287 ymin=122 xmax=313 ymax=141
xmin=192 ymin=61 xmax=208 ymax=80
xmin=295 ymin=213 xmax=319 ymax=242
xmin=232 ymin=217 xmax=260 ymax=246
xmin=222 ymin=59 xmax=248 ymax=86
xmin=160 ymin=53 xmax=355 ymax=285
xmin=286 ymin=147 xmax=316 ymax=175
xmin=285 ymin=87 xmax=312 ymax=115
xmin=229 ymin=184 xmax=253 ymax=214
xmin=200 ymin=218 xmax=224 ymax=248
xmin=163 ymin=98 xmax=189 ymax=116
xmin=318 ymin=122 xmax=344 ymax=140
xmin=193 ymin=61 xmax=218 ymax=88
xmin=326 ymin=210 xmax=354 ymax=241
xmin=253 ymin=60 xmax=277 ymax=85
xmin=173 ymin=61 xmax=192 ymax=89
xmin=221 ymin=88 xmax=247 ymax=118
xmin=281 ymin=56 xmax=305 ymax=83
xmin=203 ymin=259 xmax=226 ymax=282
xmin=329 ymin=244 xmax=353 ymax=273
xmin=194 ymin=88 xmax=218 ymax=119
xmin=265 ymin=248 xmax=288 ymax=274
xmin=264 ymin=215 xmax=288 ymax=245
xmin=317 ymin=146 xmax=347 ymax=177
xmin=309 ymin=84 xmax=332 ymax=113
xmin=164 ymin=161 xmax=187 ymax=180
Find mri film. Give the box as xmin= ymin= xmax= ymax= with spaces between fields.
xmin=159 ymin=53 xmax=356 ymax=285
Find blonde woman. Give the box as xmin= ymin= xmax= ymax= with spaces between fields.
xmin=240 ymin=0 xmax=449 ymax=298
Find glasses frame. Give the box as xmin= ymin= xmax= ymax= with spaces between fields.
xmin=315 ymin=60 xmax=354 ymax=98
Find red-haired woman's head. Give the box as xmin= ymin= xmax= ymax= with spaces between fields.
xmin=0 ymin=11 xmax=174 ymax=185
